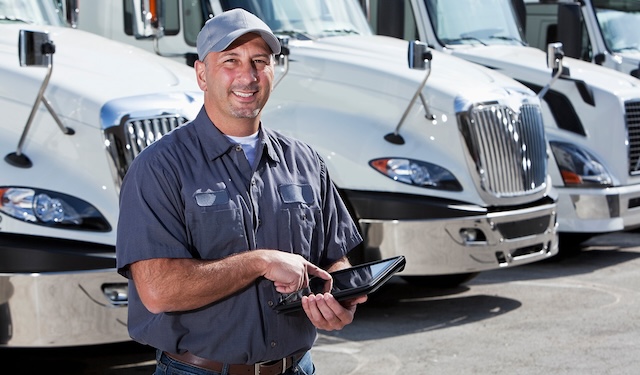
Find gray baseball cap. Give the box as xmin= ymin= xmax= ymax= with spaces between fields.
xmin=196 ymin=8 xmax=281 ymax=60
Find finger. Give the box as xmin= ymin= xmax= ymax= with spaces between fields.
xmin=306 ymin=264 xmax=333 ymax=292
xmin=323 ymin=278 xmax=333 ymax=294
xmin=302 ymin=268 xmax=310 ymax=289
xmin=315 ymin=294 xmax=349 ymax=330
xmin=342 ymin=294 xmax=368 ymax=308
xmin=306 ymin=263 xmax=331 ymax=281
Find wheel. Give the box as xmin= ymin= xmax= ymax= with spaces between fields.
xmin=401 ymin=272 xmax=479 ymax=288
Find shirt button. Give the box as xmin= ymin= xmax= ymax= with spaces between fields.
xmin=271 ymin=341 xmax=277 ymax=348
xmin=235 ymin=145 xmax=242 ymax=152
xmin=267 ymin=300 xmax=274 ymax=307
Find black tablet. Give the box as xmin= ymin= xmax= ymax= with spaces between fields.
xmin=274 ymin=255 xmax=406 ymax=313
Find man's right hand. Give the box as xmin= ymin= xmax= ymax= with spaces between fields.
xmin=260 ymin=250 xmax=332 ymax=294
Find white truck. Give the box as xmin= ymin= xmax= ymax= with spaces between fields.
xmin=522 ymin=0 xmax=640 ymax=78
xmin=360 ymin=0 xmax=640 ymax=248
xmin=68 ymin=0 xmax=558 ymax=284
xmin=0 ymin=1 xmax=202 ymax=346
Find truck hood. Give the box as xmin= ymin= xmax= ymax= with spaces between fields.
xmin=0 ymin=24 xmax=200 ymax=127
xmin=286 ymin=35 xmax=536 ymax=105
xmin=449 ymin=44 xmax=640 ymax=93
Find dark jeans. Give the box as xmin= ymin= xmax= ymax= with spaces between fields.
xmin=154 ymin=350 xmax=316 ymax=375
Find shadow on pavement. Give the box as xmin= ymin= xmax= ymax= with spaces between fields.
xmin=319 ymin=276 xmax=521 ymax=342
xmin=321 ymin=294 xmax=521 ymax=342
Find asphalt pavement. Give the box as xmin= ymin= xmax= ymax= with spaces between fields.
xmin=2 ymin=231 xmax=640 ymax=374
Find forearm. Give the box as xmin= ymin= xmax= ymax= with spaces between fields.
xmin=131 ymin=251 xmax=268 ymax=314
xmin=326 ymin=256 xmax=351 ymax=273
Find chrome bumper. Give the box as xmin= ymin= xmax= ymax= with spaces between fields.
xmin=0 ymin=270 xmax=129 ymax=347
xmin=359 ymin=201 xmax=558 ymax=276
xmin=555 ymin=184 xmax=640 ymax=233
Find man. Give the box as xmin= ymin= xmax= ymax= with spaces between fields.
xmin=116 ymin=8 xmax=367 ymax=375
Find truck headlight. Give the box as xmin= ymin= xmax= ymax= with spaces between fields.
xmin=549 ymin=141 xmax=613 ymax=187
xmin=0 ymin=187 xmax=111 ymax=231
xmin=370 ymin=158 xmax=462 ymax=191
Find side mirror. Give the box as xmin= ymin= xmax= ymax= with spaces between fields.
xmin=61 ymin=0 xmax=79 ymax=28
xmin=19 ymin=30 xmax=54 ymax=67
xmin=408 ymin=40 xmax=432 ymax=70
xmin=273 ymin=37 xmax=290 ymax=89
xmin=538 ymin=42 xmax=566 ymax=99
xmin=129 ymin=0 xmax=161 ymax=39
xmin=386 ymin=41 xmax=435 ymax=145
xmin=546 ymin=42 xmax=564 ymax=72
xmin=7 ymin=30 xmax=73 ymax=168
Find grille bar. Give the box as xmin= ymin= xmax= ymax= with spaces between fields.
xmin=462 ymin=103 xmax=547 ymax=198
xmin=105 ymin=114 xmax=188 ymax=183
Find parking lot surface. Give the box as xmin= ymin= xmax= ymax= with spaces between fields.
xmin=2 ymin=231 xmax=640 ymax=374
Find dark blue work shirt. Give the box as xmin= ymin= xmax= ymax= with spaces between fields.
xmin=116 ymin=107 xmax=362 ymax=364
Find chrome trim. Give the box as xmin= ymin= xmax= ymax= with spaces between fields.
xmin=625 ymin=100 xmax=640 ymax=174
xmin=0 ymin=270 xmax=129 ymax=347
xmin=100 ymin=93 xmax=201 ymax=187
xmin=359 ymin=201 xmax=558 ymax=276
xmin=458 ymin=101 xmax=548 ymax=205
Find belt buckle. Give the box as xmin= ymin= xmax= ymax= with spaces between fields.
xmin=254 ymin=358 xmax=287 ymax=375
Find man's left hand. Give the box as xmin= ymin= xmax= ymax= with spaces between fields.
xmin=301 ymin=293 xmax=368 ymax=331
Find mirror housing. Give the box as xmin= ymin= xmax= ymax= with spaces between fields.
xmin=19 ymin=30 xmax=54 ymax=67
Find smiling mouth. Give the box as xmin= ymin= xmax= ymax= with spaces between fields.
xmin=233 ymin=91 xmax=255 ymax=98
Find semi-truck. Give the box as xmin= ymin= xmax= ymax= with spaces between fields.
xmin=523 ymin=0 xmax=640 ymax=78
xmin=0 ymin=0 xmax=558 ymax=347
xmin=0 ymin=0 xmax=202 ymax=347
xmin=360 ymin=0 xmax=640 ymax=249
xmin=67 ymin=0 xmax=558 ymax=282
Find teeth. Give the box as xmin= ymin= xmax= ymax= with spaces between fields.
xmin=234 ymin=91 xmax=254 ymax=97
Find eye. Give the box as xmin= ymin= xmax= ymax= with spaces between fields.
xmin=253 ymin=58 xmax=269 ymax=65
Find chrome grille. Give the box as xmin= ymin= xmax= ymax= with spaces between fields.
xmin=626 ymin=100 xmax=640 ymax=175
xmin=459 ymin=103 xmax=547 ymax=198
xmin=104 ymin=114 xmax=188 ymax=183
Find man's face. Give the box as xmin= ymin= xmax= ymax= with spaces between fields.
xmin=196 ymin=33 xmax=275 ymax=123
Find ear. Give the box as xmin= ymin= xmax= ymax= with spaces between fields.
xmin=194 ymin=60 xmax=207 ymax=91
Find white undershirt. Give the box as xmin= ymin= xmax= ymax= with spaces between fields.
xmin=226 ymin=131 xmax=260 ymax=166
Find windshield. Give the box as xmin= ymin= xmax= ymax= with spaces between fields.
xmin=0 ymin=0 xmax=66 ymax=26
xmin=219 ymin=0 xmax=372 ymax=39
xmin=425 ymin=0 xmax=525 ymax=47
xmin=593 ymin=0 xmax=640 ymax=53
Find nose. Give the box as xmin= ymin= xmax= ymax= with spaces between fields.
xmin=236 ymin=60 xmax=259 ymax=83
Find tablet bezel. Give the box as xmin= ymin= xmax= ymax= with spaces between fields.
xmin=273 ymin=255 xmax=406 ymax=313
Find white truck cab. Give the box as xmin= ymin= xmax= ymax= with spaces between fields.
xmin=0 ymin=0 xmax=202 ymax=346
xmin=361 ymin=0 xmax=640 ymax=248
xmin=68 ymin=0 xmax=558 ymax=284
xmin=523 ymin=0 xmax=640 ymax=78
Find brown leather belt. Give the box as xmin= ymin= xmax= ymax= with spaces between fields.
xmin=163 ymin=351 xmax=301 ymax=375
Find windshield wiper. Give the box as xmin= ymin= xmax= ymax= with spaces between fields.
xmin=0 ymin=15 xmax=33 ymax=24
xmin=443 ymin=36 xmax=488 ymax=46
xmin=273 ymin=29 xmax=313 ymax=41
xmin=489 ymin=35 xmax=526 ymax=46
xmin=322 ymin=29 xmax=360 ymax=35
xmin=613 ymin=45 xmax=640 ymax=53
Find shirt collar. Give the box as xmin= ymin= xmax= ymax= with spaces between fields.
xmin=195 ymin=107 xmax=281 ymax=164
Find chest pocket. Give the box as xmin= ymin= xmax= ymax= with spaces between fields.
xmin=187 ymin=188 xmax=247 ymax=258
xmin=277 ymin=184 xmax=321 ymax=262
